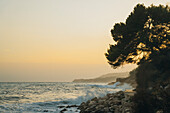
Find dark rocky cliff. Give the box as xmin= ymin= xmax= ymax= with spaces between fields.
xmin=116 ymin=69 xmax=137 ymax=88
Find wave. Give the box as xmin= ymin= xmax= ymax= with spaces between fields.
xmin=0 ymin=82 xmax=133 ymax=112
xmin=87 ymin=82 xmax=121 ymax=88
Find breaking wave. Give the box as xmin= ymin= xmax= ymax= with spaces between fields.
xmin=0 ymin=82 xmax=132 ymax=112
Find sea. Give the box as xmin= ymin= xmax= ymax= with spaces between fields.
xmin=0 ymin=82 xmax=133 ymax=113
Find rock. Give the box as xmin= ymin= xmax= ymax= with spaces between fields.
xmin=84 ymin=108 xmax=93 ymax=112
xmin=91 ymin=97 xmax=98 ymax=101
xmin=43 ymin=110 xmax=48 ymax=112
xmin=80 ymin=102 xmax=85 ymax=106
xmin=86 ymin=100 xmax=90 ymax=104
xmin=79 ymin=91 xmax=134 ymax=113
xmin=89 ymin=100 xmax=96 ymax=106
xmin=66 ymin=105 xmax=78 ymax=108
xmin=106 ymin=93 xmax=112 ymax=97
xmin=114 ymin=108 xmax=120 ymax=113
xmin=113 ymin=99 xmax=121 ymax=105
xmin=96 ymin=105 xmax=105 ymax=109
xmin=108 ymin=81 xmax=116 ymax=85
xmin=58 ymin=106 xmax=65 ymax=108
xmin=60 ymin=108 xmax=67 ymax=113
xmin=98 ymin=99 xmax=104 ymax=104
xmin=103 ymin=107 xmax=109 ymax=112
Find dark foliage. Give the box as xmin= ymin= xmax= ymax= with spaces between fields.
xmin=105 ymin=4 xmax=170 ymax=113
xmin=105 ymin=4 xmax=170 ymax=68
xmin=133 ymin=49 xmax=170 ymax=113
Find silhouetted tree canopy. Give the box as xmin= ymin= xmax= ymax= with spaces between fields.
xmin=106 ymin=4 xmax=170 ymax=113
xmin=105 ymin=4 xmax=170 ymax=68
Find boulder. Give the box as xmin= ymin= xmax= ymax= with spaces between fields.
xmin=79 ymin=91 xmax=134 ymax=113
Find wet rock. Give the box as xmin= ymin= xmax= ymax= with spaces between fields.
xmin=89 ymin=100 xmax=96 ymax=106
xmin=58 ymin=106 xmax=65 ymax=108
xmin=43 ymin=110 xmax=48 ymax=112
xmin=108 ymin=81 xmax=116 ymax=85
xmin=79 ymin=91 xmax=134 ymax=113
xmin=91 ymin=97 xmax=98 ymax=101
xmin=110 ymin=98 xmax=121 ymax=105
xmin=66 ymin=105 xmax=78 ymax=108
xmin=103 ymin=107 xmax=109 ymax=112
xmin=98 ymin=99 xmax=104 ymax=104
xmin=60 ymin=108 xmax=67 ymax=113
xmin=96 ymin=105 xmax=105 ymax=109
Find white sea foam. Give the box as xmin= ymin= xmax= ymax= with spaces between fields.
xmin=0 ymin=82 xmax=133 ymax=112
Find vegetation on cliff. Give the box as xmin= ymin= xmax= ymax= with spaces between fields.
xmin=105 ymin=4 xmax=170 ymax=113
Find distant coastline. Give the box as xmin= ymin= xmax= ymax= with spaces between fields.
xmin=72 ymin=72 xmax=129 ymax=83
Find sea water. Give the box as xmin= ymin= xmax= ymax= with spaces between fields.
xmin=0 ymin=82 xmax=132 ymax=113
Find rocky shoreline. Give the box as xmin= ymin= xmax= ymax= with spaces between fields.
xmin=57 ymin=91 xmax=134 ymax=113
xmin=78 ymin=91 xmax=134 ymax=113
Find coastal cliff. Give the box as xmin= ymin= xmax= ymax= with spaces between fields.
xmin=115 ymin=69 xmax=137 ymax=88
xmin=73 ymin=72 xmax=129 ymax=83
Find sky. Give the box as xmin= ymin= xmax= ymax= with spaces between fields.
xmin=0 ymin=0 xmax=169 ymax=82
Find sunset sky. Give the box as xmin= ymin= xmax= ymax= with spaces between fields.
xmin=0 ymin=0 xmax=169 ymax=82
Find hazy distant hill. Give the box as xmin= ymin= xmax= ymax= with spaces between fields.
xmin=115 ymin=69 xmax=137 ymax=88
xmin=72 ymin=72 xmax=129 ymax=83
